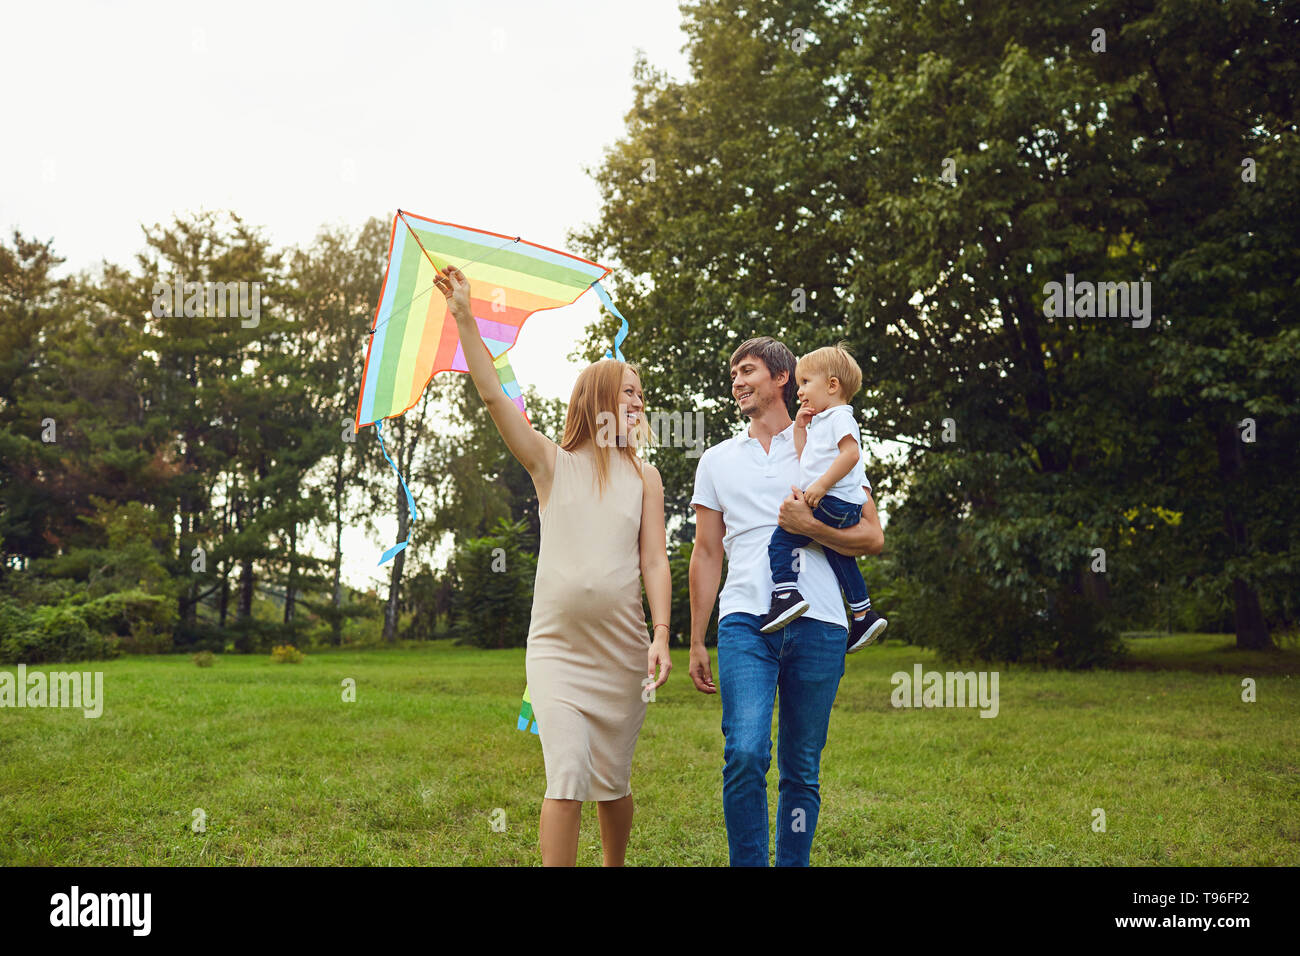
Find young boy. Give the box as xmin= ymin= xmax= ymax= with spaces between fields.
xmin=759 ymin=343 xmax=887 ymax=653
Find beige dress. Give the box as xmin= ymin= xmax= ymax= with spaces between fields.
xmin=525 ymin=443 xmax=649 ymax=801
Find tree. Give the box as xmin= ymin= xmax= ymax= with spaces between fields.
xmin=447 ymin=517 xmax=538 ymax=648
xmin=572 ymin=0 xmax=1299 ymax=662
xmin=283 ymin=217 xmax=390 ymax=643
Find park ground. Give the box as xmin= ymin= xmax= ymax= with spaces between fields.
xmin=1 ymin=633 xmax=1296 ymax=866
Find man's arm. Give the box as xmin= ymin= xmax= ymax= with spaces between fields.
xmin=687 ymin=505 xmax=724 ymax=693
xmin=778 ymin=485 xmax=883 ymax=557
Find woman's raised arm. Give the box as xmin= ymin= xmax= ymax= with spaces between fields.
xmin=435 ymin=265 xmax=557 ymax=475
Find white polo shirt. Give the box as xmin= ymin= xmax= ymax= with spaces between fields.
xmin=801 ymin=404 xmax=868 ymax=505
xmin=691 ymin=420 xmax=872 ymax=630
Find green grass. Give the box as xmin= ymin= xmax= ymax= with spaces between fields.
xmin=1 ymin=633 xmax=1296 ymax=865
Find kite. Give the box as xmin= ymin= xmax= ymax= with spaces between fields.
xmin=356 ymin=209 xmax=628 ymax=565
xmin=355 ymin=209 xmax=632 ymax=737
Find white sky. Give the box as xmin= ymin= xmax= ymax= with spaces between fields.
xmin=4 ymin=1 xmax=894 ymax=592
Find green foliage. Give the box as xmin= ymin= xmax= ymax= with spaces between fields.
xmin=662 ymin=541 xmax=719 ymax=646
xmin=398 ymin=565 xmax=452 ymax=642
xmin=0 ymin=215 xmax=392 ymax=657
xmin=0 ymin=599 xmax=121 ymax=665
xmin=572 ymin=0 xmax=1299 ymax=662
xmin=193 ymin=650 xmax=216 ymax=667
xmin=447 ymin=518 xmax=538 ymax=649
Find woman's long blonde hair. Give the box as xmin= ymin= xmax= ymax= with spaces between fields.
xmin=560 ymin=358 xmax=655 ymax=497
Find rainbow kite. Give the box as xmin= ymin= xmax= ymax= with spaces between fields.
xmin=356 ymin=209 xmax=629 ymax=565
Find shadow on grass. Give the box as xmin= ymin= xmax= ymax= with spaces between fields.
xmin=1116 ymin=631 xmax=1300 ymax=675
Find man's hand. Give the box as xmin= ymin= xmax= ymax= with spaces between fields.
xmin=803 ymin=479 xmax=829 ymax=510
xmin=433 ymin=264 xmax=474 ymax=324
xmin=688 ymin=643 xmax=716 ymax=694
xmin=778 ymin=484 xmax=819 ymax=536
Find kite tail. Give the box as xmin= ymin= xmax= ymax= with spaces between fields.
xmin=593 ymin=280 xmax=629 ymax=362
xmin=517 ymin=683 xmax=540 ymax=734
xmin=493 ymin=350 xmax=531 ymax=425
xmin=374 ymin=420 xmax=420 ymax=565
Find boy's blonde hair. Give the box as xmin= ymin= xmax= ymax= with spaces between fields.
xmin=795 ymin=341 xmax=862 ymax=402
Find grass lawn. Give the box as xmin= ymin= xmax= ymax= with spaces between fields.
xmin=1 ymin=633 xmax=1296 ymax=866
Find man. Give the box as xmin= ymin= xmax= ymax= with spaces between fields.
xmin=688 ymin=336 xmax=884 ymax=866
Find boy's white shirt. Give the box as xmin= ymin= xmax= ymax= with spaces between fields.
xmin=691 ymin=419 xmax=871 ymax=629
xmin=800 ymin=404 xmax=868 ymax=505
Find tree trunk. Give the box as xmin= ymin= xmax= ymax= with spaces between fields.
xmin=218 ymin=557 xmax=229 ymax=628
xmin=239 ymin=558 xmax=254 ymax=621
xmin=176 ymin=485 xmax=200 ymax=634
xmin=1216 ymin=422 xmax=1272 ymax=649
xmin=283 ymin=520 xmax=297 ymax=625
xmin=332 ymin=453 xmax=345 ymax=646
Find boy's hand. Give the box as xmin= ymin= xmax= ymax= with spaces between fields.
xmin=795 ymin=404 xmax=814 ymax=429
xmin=804 ymin=479 xmax=828 ymax=510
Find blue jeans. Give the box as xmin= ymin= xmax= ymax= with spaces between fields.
xmin=717 ymin=611 xmax=846 ymax=866
xmin=768 ymin=493 xmax=868 ymax=606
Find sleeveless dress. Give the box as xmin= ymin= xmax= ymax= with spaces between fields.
xmin=525 ymin=443 xmax=649 ymax=801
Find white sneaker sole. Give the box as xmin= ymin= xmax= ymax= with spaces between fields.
xmin=847 ymin=616 xmax=887 ymax=653
xmin=759 ymin=599 xmax=810 ymax=633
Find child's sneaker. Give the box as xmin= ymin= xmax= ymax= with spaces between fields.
xmin=847 ymin=610 xmax=887 ymax=653
xmin=759 ymin=588 xmax=810 ymax=633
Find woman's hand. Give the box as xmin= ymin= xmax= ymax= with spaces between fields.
xmin=646 ymin=632 xmax=672 ymax=691
xmin=433 ymin=264 xmax=474 ymax=324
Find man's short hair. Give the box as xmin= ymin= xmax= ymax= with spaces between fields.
xmin=729 ymin=336 xmax=798 ymax=409
xmin=796 ymin=341 xmax=863 ymax=402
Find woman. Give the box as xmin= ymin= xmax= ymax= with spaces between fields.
xmin=433 ymin=265 xmax=672 ymax=867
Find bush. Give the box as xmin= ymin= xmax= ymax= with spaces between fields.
xmin=447 ymin=518 xmax=538 ymax=649
xmin=172 ymin=620 xmax=228 ymax=654
xmin=0 ymin=602 xmax=121 ymax=665
xmin=193 ymin=650 xmax=216 ymax=667
xmin=270 ymin=644 xmax=304 ymax=663
xmin=79 ymin=590 xmax=176 ymax=652
xmin=889 ymin=506 xmax=1127 ymax=669
xmin=230 ymin=618 xmax=282 ymax=654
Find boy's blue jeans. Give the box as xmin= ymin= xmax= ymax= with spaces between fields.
xmin=767 ymin=493 xmax=868 ymax=606
xmin=717 ymin=611 xmax=846 ymax=866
